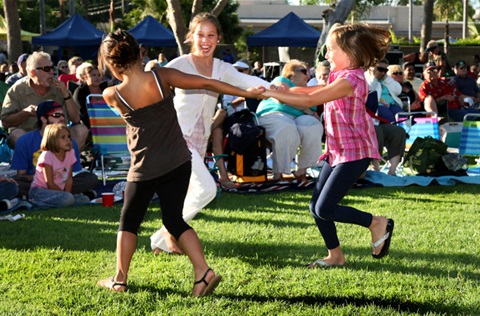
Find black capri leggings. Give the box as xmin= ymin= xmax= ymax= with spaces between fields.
xmin=119 ymin=161 xmax=192 ymax=241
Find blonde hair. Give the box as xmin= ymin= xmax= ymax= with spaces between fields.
xmin=328 ymin=24 xmax=390 ymax=70
xmin=387 ymin=64 xmax=402 ymax=76
xmin=41 ymin=123 xmax=70 ymax=153
xmin=75 ymin=62 xmax=93 ymax=81
xmin=281 ymin=59 xmax=307 ymax=80
xmin=68 ymin=56 xmax=83 ymax=68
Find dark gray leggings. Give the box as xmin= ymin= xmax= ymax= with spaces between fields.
xmin=119 ymin=161 xmax=192 ymax=241
xmin=309 ymin=158 xmax=373 ymax=250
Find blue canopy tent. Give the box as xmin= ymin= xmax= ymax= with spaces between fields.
xmin=32 ymin=14 xmax=105 ymax=59
xmin=128 ymin=16 xmax=176 ymax=47
xmin=247 ymin=12 xmax=321 ymax=47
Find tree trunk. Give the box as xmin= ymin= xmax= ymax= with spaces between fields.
xmin=191 ymin=0 xmax=203 ymax=20
xmin=166 ymin=0 xmax=189 ymax=55
xmin=444 ymin=18 xmax=450 ymax=56
xmin=421 ymin=0 xmax=434 ymax=53
xmin=211 ymin=0 xmax=229 ymax=17
xmin=315 ymin=0 xmax=354 ymax=62
xmin=59 ymin=0 xmax=65 ymax=21
xmin=3 ymin=0 xmax=22 ymax=63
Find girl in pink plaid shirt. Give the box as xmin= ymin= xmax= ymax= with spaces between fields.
xmin=262 ymin=24 xmax=395 ymax=267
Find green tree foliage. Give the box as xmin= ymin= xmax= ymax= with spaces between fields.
xmin=434 ymin=0 xmax=475 ymax=21
xmin=124 ymin=0 xmax=241 ymax=43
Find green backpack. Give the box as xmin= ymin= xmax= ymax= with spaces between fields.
xmin=404 ymin=136 xmax=448 ymax=174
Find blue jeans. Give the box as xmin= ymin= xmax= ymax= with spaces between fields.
xmin=309 ymin=159 xmax=373 ymax=250
xmin=0 ymin=181 xmax=19 ymax=200
xmin=448 ymin=107 xmax=480 ymax=122
xmin=29 ymin=187 xmax=90 ymax=209
xmin=377 ymin=104 xmax=404 ymax=123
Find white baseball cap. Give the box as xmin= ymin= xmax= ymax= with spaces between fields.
xmin=233 ymin=61 xmax=249 ymax=69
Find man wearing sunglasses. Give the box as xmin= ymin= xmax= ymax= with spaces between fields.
xmin=1 ymin=51 xmax=88 ymax=150
xmin=11 ymin=100 xmax=98 ymax=199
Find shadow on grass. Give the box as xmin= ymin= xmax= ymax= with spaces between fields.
xmin=202 ymin=239 xmax=480 ymax=281
xmin=0 ymin=204 xmax=162 ymax=252
xmin=127 ymin=283 xmax=468 ymax=315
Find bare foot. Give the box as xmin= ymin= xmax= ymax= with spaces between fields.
xmin=370 ymin=216 xmax=388 ymax=256
xmin=193 ymin=268 xmax=222 ymax=297
xmin=161 ymin=230 xmax=184 ymax=254
xmin=307 ymin=255 xmax=346 ymax=268
xmin=97 ymin=277 xmax=127 ymax=292
xmin=293 ymin=172 xmax=307 ymax=182
xmin=308 ymin=247 xmax=346 ymax=268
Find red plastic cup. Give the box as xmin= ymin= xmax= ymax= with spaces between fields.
xmin=102 ymin=192 xmax=115 ymax=207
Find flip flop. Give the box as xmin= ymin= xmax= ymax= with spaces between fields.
xmin=307 ymin=259 xmax=344 ymax=269
xmin=372 ymin=218 xmax=395 ymax=259
xmin=193 ymin=268 xmax=222 ymax=297
xmin=97 ymin=277 xmax=127 ymax=292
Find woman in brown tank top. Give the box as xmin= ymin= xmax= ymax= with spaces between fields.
xmin=96 ymin=29 xmax=264 ymax=297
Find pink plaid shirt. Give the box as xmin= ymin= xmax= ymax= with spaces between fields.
xmin=322 ymin=68 xmax=381 ymax=166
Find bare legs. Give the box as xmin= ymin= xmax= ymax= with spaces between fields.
xmin=372 ymin=155 xmax=401 ymax=176
xmin=105 ymin=229 xmax=220 ymax=296
xmin=211 ymin=109 xmax=235 ymax=188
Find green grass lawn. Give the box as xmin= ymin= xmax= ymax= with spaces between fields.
xmin=1 ymin=184 xmax=479 ymax=315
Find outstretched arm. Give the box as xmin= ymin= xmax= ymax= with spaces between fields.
xmin=162 ymin=68 xmax=266 ymax=99
xmin=261 ymin=78 xmax=354 ymax=108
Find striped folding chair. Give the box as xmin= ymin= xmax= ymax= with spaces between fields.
xmin=86 ymin=94 xmax=130 ymax=185
xmin=459 ymin=113 xmax=480 ymax=157
xmin=396 ymin=112 xmax=440 ymax=148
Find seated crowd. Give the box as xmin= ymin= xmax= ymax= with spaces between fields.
xmin=0 ymin=46 xmax=477 ymax=213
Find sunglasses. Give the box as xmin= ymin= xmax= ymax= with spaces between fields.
xmin=391 ymin=71 xmax=403 ymax=75
xmin=295 ymin=68 xmax=308 ymax=75
xmin=376 ymin=67 xmax=388 ymax=73
xmin=36 ymin=65 xmax=55 ymax=72
xmin=236 ymin=68 xmax=249 ymax=72
xmin=427 ymin=68 xmax=439 ymax=74
xmin=60 ymin=65 xmax=68 ymax=69
xmin=49 ymin=113 xmax=65 ymax=118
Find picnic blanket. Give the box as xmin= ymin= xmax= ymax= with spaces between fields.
xmin=222 ymin=178 xmax=316 ymax=194
xmin=363 ymin=169 xmax=480 ymax=187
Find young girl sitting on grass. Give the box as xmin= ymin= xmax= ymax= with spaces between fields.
xmin=29 ymin=123 xmax=90 ymax=209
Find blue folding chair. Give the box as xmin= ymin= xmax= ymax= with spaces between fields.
xmin=396 ymin=112 xmax=440 ymax=148
xmin=459 ymin=113 xmax=480 ymax=156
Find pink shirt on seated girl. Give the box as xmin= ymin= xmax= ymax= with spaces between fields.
xmin=31 ymin=150 xmax=77 ymax=190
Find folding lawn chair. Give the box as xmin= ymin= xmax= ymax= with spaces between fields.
xmin=395 ymin=111 xmax=440 ymax=148
xmin=86 ymin=94 xmax=130 ymax=185
xmin=459 ymin=113 xmax=480 ymax=157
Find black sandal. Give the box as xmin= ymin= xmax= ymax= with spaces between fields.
xmin=193 ymin=268 xmax=222 ymax=297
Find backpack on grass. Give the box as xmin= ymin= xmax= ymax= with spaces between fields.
xmin=404 ymin=136 xmax=467 ymax=176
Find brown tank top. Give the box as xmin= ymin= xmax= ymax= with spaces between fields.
xmin=114 ymin=70 xmax=191 ymax=181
